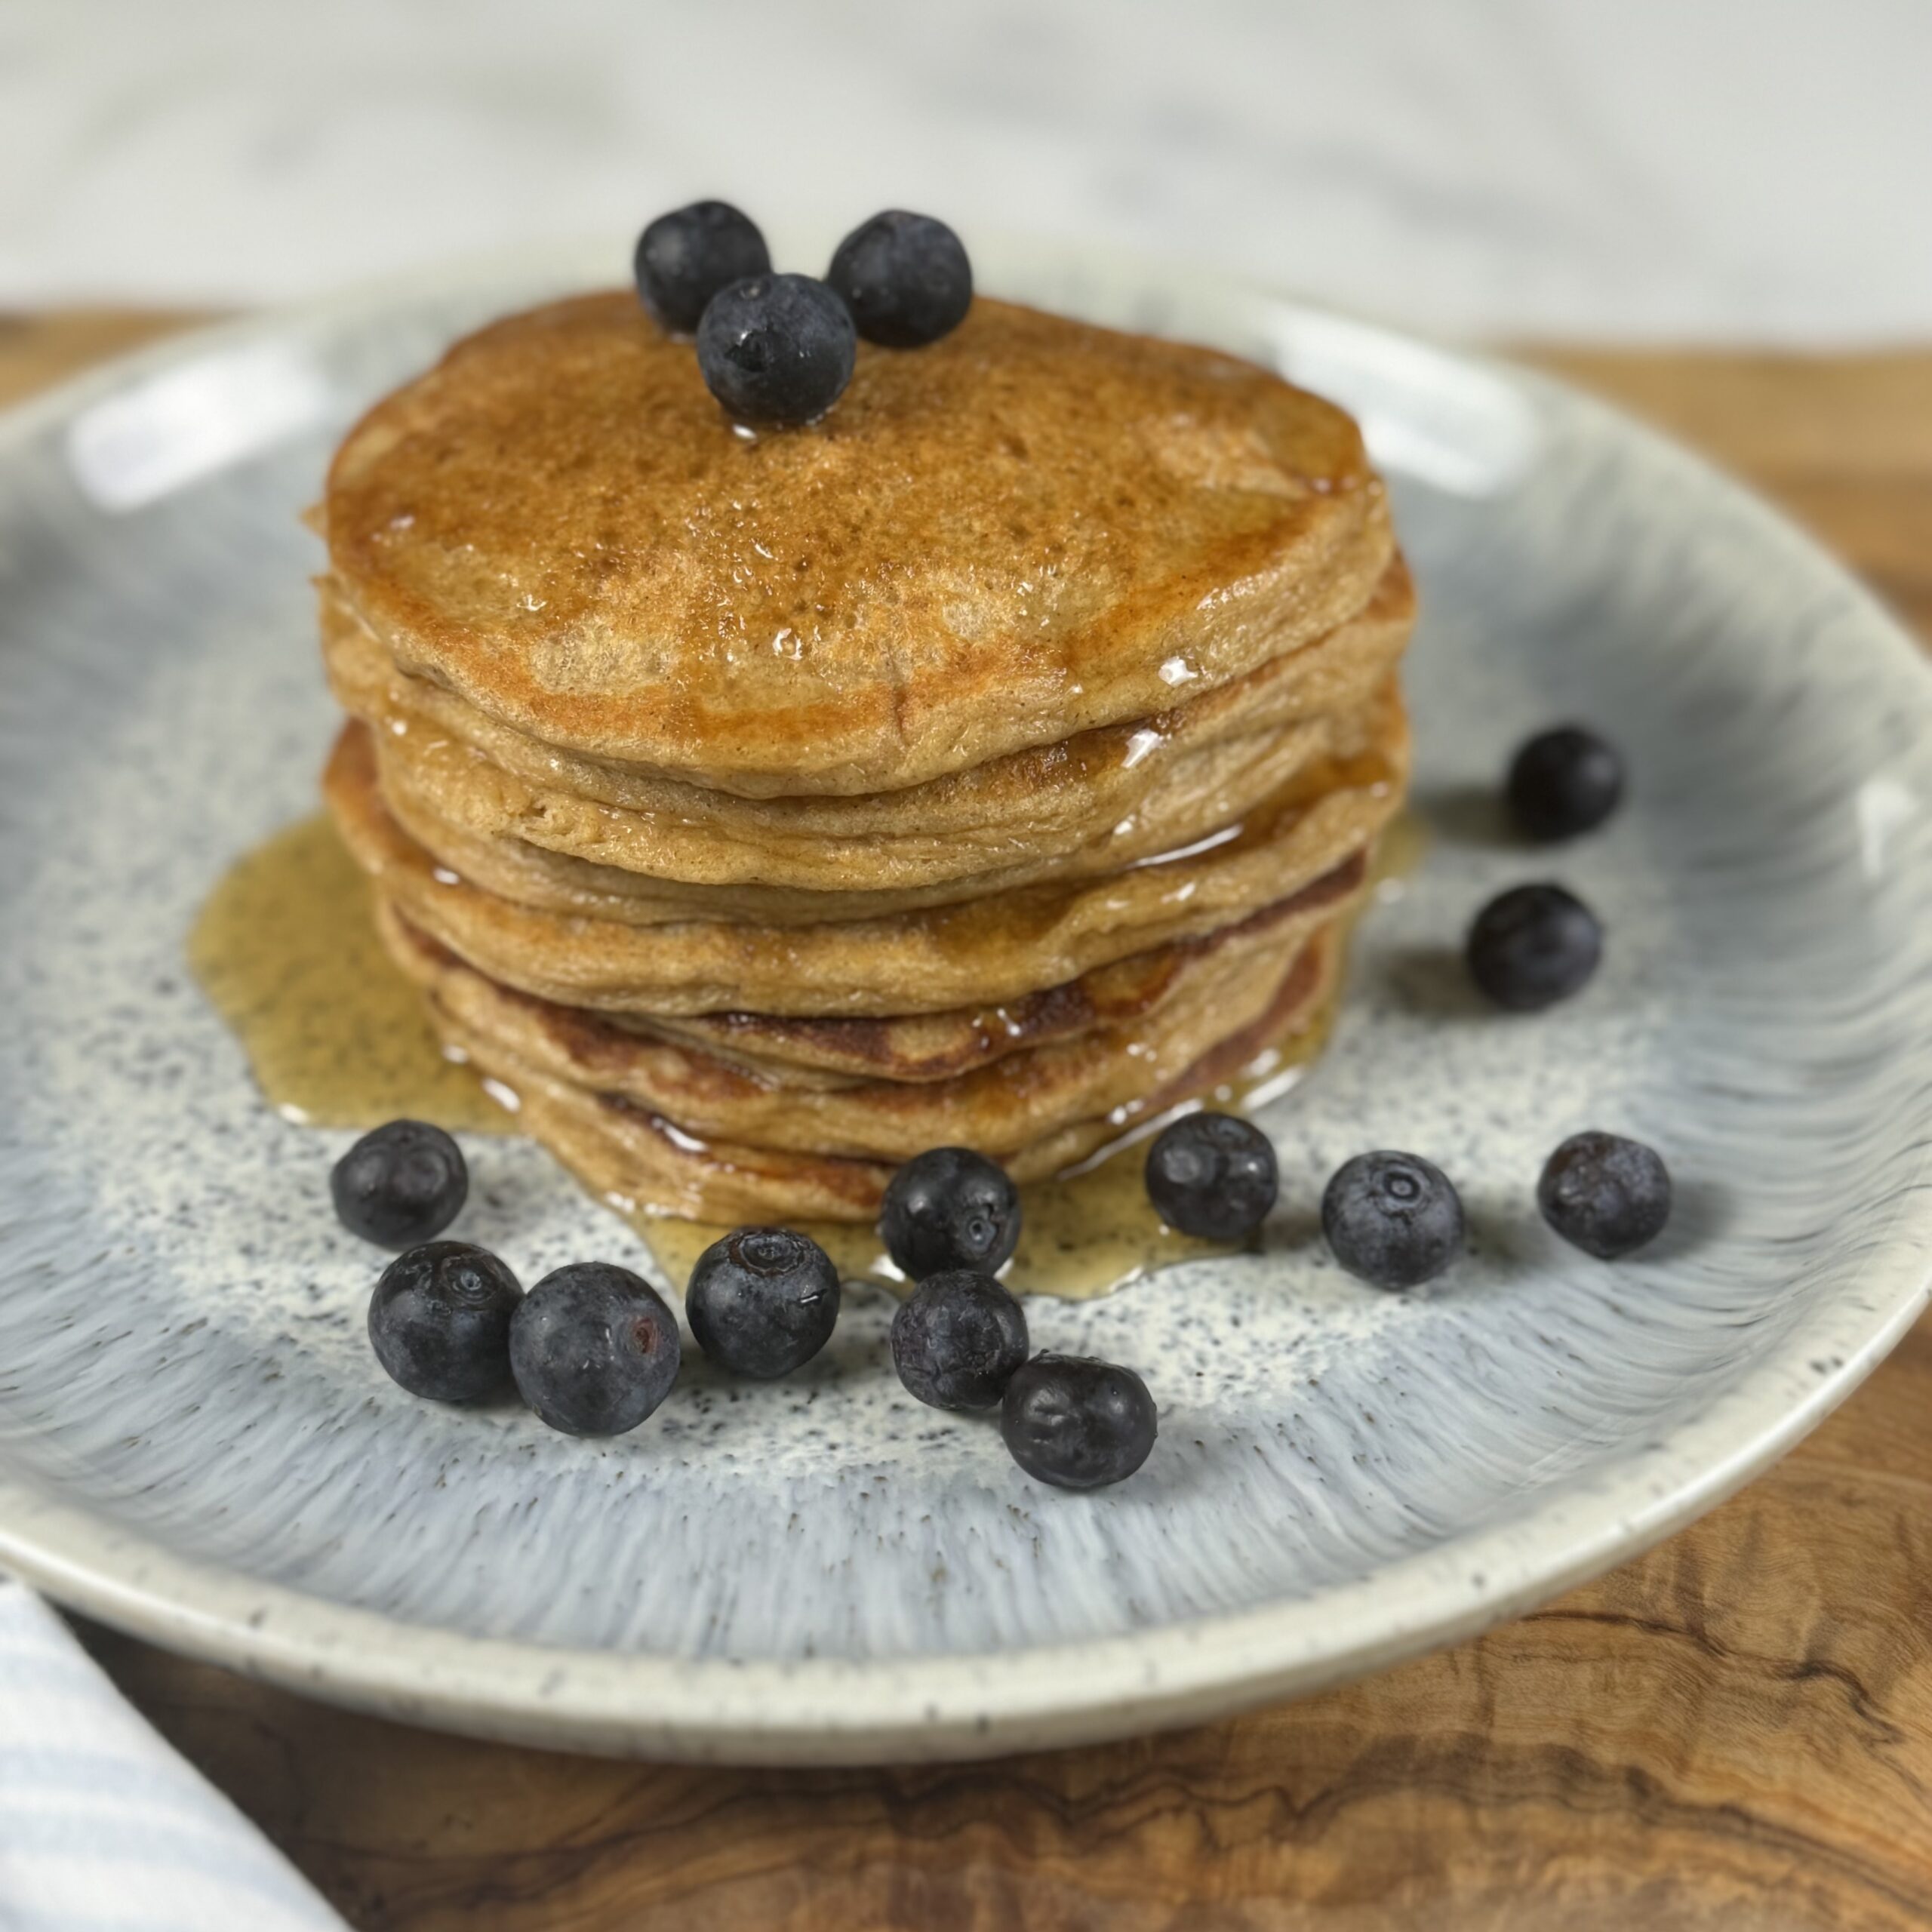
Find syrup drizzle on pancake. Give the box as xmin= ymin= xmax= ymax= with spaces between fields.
xmin=190 ymin=811 xmax=1422 ymax=1300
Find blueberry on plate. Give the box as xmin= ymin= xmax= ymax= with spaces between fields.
xmin=695 ymin=274 xmax=856 ymax=426
xmin=368 ymin=1241 xmax=521 ymax=1402
xmin=879 ymin=1146 xmax=1022 ymax=1279
xmin=1321 ymin=1150 xmax=1464 ymax=1291
xmin=891 ymin=1269 xmax=1029 ymax=1411
xmin=1538 ymin=1131 xmax=1672 ymax=1259
xmin=509 ymin=1262 xmax=681 ymax=1435
xmin=1466 ymin=882 xmax=1602 ymax=1011
xmin=331 ymin=1118 xmax=468 ymax=1250
xmin=633 ymin=200 xmax=771 ymax=334
xmin=1001 ymin=1354 xmax=1158 ymax=1490
xmin=1144 ymin=1112 xmax=1278 ymax=1239
xmin=826 ymin=210 xmax=974 ymax=347
xmin=1506 ymin=725 xmax=1624 ymax=841
xmin=687 ymin=1227 xmax=841 ymax=1378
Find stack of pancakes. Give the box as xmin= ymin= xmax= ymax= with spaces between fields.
xmin=318 ymin=292 xmax=1413 ymax=1226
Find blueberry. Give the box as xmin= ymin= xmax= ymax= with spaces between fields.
xmin=1506 ymin=726 xmax=1624 ymax=841
xmin=368 ymin=1241 xmax=521 ymax=1402
xmin=1538 ymin=1131 xmax=1672 ymax=1259
xmin=891 ymin=1270 xmax=1029 ymax=1411
xmin=633 ymin=201 xmax=771 ymax=334
xmin=826 ymin=210 xmax=973 ymax=347
xmin=1144 ymin=1112 xmax=1278 ymax=1239
xmin=1321 ymin=1150 xmax=1464 ymax=1291
xmin=686 ymin=1227 xmax=841 ymax=1378
xmin=331 ymin=1119 xmax=467 ymax=1250
xmin=1001 ymin=1354 xmax=1158 ymax=1490
xmin=879 ymin=1146 xmax=1021 ymax=1279
xmin=695 ymin=274 xmax=856 ymax=426
xmin=1466 ymin=883 xmax=1602 ymax=1011
xmin=508 ymin=1262 xmax=681 ymax=1435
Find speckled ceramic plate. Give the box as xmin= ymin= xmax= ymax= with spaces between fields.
xmin=2 ymin=237 xmax=1929 ymax=1764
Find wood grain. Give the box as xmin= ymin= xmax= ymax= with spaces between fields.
xmin=12 ymin=314 xmax=1932 ymax=1930
xmin=0 ymin=308 xmax=218 ymax=408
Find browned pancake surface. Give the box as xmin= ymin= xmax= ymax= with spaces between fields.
xmin=326 ymin=294 xmax=1392 ymax=795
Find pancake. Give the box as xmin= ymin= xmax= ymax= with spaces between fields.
xmin=419 ymin=927 xmax=1343 ymax=1225
xmin=376 ymin=892 xmax=1339 ymax=1161
xmin=367 ymin=675 xmax=1395 ymax=927
xmin=574 ymin=861 xmax=1369 ymax=1086
xmin=325 ymin=293 xmax=1393 ymax=797
xmin=321 ymin=555 xmax=1414 ymax=899
xmin=325 ymin=698 xmax=1407 ymax=1017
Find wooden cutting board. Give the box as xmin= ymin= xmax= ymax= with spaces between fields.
xmin=8 ymin=313 xmax=1932 ymax=1931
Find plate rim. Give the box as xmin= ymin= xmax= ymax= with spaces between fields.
xmin=2 ymin=241 xmax=1929 ymax=1763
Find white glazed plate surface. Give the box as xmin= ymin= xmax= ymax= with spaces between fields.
xmin=1 ymin=238 xmax=1929 ymax=1763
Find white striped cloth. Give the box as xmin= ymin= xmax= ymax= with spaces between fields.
xmin=0 ymin=1579 xmax=347 ymax=1932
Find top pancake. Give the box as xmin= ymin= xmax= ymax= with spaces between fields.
xmin=325 ymin=292 xmax=1393 ymax=797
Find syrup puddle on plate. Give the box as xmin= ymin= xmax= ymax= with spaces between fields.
xmin=192 ymin=810 xmax=1425 ymax=1299
xmin=189 ymin=811 xmax=510 ymax=1134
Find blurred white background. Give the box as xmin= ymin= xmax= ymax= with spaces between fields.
xmin=4 ymin=0 xmax=1928 ymax=340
